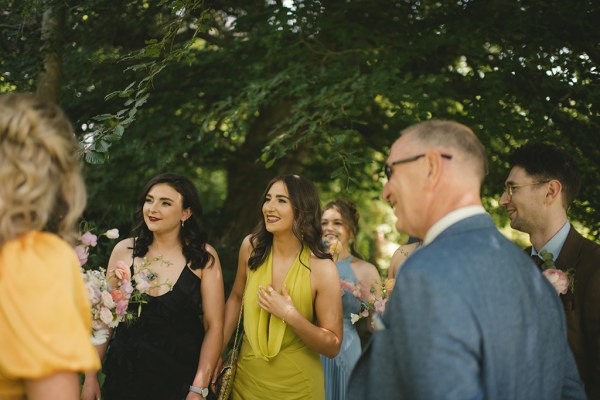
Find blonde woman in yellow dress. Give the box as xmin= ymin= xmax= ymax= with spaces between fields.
xmin=217 ymin=175 xmax=342 ymax=399
xmin=0 ymin=93 xmax=100 ymax=399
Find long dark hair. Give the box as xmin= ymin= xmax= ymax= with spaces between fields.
xmin=131 ymin=173 xmax=214 ymax=270
xmin=248 ymin=174 xmax=332 ymax=270
xmin=323 ymin=198 xmax=364 ymax=259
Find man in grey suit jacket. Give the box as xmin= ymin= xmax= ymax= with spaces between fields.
xmin=500 ymin=142 xmax=600 ymax=399
xmin=348 ymin=121 xmax=584 ymax=399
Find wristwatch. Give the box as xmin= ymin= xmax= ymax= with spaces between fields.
xmin=189 ymin=385 xmax=209 ymax=398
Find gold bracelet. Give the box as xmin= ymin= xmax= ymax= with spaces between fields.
xmin=282 ymin=306 xmax=293 ymax=324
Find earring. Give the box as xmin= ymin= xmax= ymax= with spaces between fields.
xmin=181 ymin=220 xmax=185 ymax=228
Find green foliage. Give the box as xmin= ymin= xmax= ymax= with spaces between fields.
xmin=2 ymin=0 xmax=599 ymax=282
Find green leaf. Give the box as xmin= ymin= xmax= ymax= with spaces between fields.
xmin=84 ymin=151 xmax=106 ymax=165
xmin=93 ymin=113 xmax=114 ymax=122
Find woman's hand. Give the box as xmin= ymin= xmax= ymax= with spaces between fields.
xmin=80 ymin=372 xmax=101 ymax=400
xmin=210 ymin=355 xmax=223 ymax=394
xmin=257 ymin=285 xmax=296 ymax=323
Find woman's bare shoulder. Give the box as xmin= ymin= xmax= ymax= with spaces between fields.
xmin=351 ymin=257 xmax=381 ymax=282
xmin=310 ymin=255 xmax=337 ymax=275
xmin=111 ymin=238 xmax=135 ymax=256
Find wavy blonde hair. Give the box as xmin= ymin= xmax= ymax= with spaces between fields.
xmin=0 ymin=93 xmax=86 ymax=246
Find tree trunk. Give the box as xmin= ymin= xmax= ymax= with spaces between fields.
xmin=215 ymin=101 xmax=298 ymax=272
xmin=36 ymin=1 xmax=66 ymax=103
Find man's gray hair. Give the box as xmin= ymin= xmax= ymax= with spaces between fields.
xmin=402 ymin=120 xmax=488 ymax=182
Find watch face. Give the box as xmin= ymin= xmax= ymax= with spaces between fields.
xmin=201 ymin=388 xmax=209 ymax=397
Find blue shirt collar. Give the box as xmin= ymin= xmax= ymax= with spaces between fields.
xmin=531 ymin=221 xmax=570 ymax=261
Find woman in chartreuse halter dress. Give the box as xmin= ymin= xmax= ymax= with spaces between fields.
xmin=217 ymin=175 xmax=343 ymax=400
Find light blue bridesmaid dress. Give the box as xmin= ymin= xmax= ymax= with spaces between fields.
xmin=321 ymin=256 xmax=362 ymax=400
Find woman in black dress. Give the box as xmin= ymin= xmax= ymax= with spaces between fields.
xmin=81 ymin=173 xmax=224 ymax=400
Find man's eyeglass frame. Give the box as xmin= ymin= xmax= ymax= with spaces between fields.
xmin=503 ymin=181 xmax=550 ymax=198
xmin=384 ymin=153 xmax=453 ymax=180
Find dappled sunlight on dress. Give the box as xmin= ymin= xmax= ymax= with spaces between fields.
xmin=232 ymin=245 xmax=324 ymax=400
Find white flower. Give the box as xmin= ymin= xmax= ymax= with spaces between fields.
xmin=105 ymin=228 xmax=119 ymax=239
xmin=91 ymin=328 xmax=110 ymax=345
xmin=350 ymin=313 xmax=361 ymax=324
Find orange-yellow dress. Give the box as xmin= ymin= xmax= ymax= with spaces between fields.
xmin=232 ymin=245 xmax=324 ymax=400
xmin=0 ymin=231 xmax=100 ymax=398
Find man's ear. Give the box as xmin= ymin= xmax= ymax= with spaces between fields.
xmin=546 ymin=179 xmax=562 ymax=205
xmin=424 ymin=151 xmax=444 ymax=185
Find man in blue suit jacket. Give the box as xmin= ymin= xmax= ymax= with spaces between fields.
xmin=348 ymin=120 xmax=585 ymax=399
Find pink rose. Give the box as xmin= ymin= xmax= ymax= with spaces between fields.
xmin=113 ymin=260 xmax=131 ymax=281
xmin=99 ymin=306 xmax=115 ymax=325
xmin=110 ymin=289 xmax=125 ymax=302
xmin=116 ymin=300 xmax=129 ymax=316
xmin=374 ymin=298 xmax=388 ymax=314
xmin=80 ymin=231 xmax=98 ymax=247
xmin=543 ymin=269 xmax=569 ymax=295
xmin=75 ymin=245 xmax=89 ymax=266
xmin=121 ymin=280 xmax=134 ymax=297
xmin=86 ymin=284 xmax=100 ymax=304
xmin=101 ymin=290 xmax=115 ymax=308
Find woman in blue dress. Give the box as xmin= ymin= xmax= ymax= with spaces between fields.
xmin=320 ymin=199 xmax=382 ymax=400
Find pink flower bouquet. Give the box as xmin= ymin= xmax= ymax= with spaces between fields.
xmin=82 ymin=266 xmax=132 ymax=344
xmin=348 ymin=278 xmax=394 ymax=325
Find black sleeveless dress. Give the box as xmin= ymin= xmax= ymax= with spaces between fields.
xmin=102 ymin=266 xmax=204 ymax=400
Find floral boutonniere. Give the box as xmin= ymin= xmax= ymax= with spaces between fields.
xmin=539 ymin=250 xmax=575 ymax=295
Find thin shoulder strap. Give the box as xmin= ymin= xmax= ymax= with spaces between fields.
xmin=230 ymin=276 xmax=247 ymax=352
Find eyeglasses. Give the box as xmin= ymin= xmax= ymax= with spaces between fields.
xmin=503 ymin=181 xmax=550 ymax=198
xmin=384 ymin=153 xmax=453 ymax=180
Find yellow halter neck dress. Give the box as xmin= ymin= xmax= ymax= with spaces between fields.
xmin=232 ymin=245 xmax=325 ymax=400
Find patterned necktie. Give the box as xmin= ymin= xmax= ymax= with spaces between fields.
xmin=531 ymin=254 xmax=544 ymax=269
